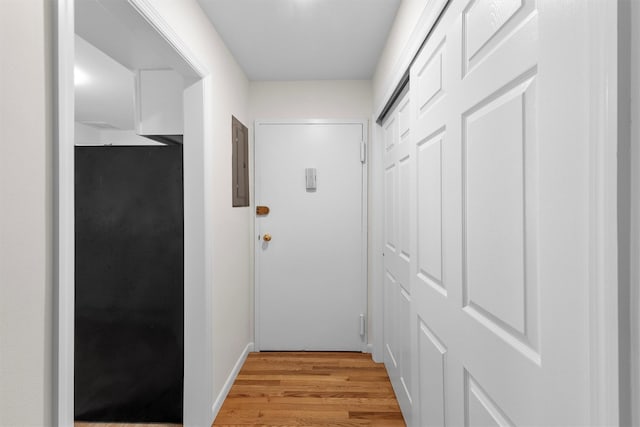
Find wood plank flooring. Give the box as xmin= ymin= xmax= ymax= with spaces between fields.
xmin=213 ymin=352 xmax=405 ymax=427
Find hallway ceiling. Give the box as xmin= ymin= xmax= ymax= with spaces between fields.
xmin=197 ymin=0 xmax=401 ymax=81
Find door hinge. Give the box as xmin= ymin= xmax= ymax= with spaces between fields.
xmin=359 ymin=313 xmax=366 ymax=337
xmin=360 ymin=141 xmax=367 ymax=164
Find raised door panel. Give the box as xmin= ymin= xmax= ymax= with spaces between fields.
xmin=415 ymin=39 xmax=446 ymax=118
xmin=385 ymin=116 xmax=397 ymax=152
xmin=399 ymin=154 xmax=412 ymax=265
xmin=464 ymin=370 xmax=515 ymax=427
xmin=385 ymin=164 xmax=398 ymax=254
xmin=462 ymin=75 xmax=539 ymax=357
xmin=462 ymin=0 xmax=536 ymax=75
xmin=399 ymin=286 xmax=413 ymax=406
xmin=384 ymin=272 xmax=399 ymax=371
xmin=396 ymin=93 xmax=413 ymax=290
xmin=418 ymin=319 xmax=447 ymax=427
xmin=417 ymin=130 xmax=445 ymax=296
xmin=398 ymin=97 xmax=411 ymax=144
xmin=384 ymin=271 xmax=398 ymax=372
xmin=464 ymin=0 xmax=523 ymax=61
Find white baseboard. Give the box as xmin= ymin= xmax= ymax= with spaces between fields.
xmin=367 ymin=343 xmax=384 ymax=363
xmin=211 ymin=342 xmax=254 ymax=419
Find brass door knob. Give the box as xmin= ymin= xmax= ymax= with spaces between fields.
xmin=263 ymin=233 xmax=272 ymax=242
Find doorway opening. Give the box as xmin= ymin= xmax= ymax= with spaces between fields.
xmin=55 ymin=0 xmax=213 ymax=425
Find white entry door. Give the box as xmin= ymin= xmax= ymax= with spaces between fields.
xmin=381 ymin=0 xmax=617 ymax=425
xmin=255 ymin=120 xmax=367 ymax=351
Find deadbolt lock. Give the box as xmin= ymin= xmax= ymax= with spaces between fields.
xmin=256 ymin=206 xmax=270 ymax=216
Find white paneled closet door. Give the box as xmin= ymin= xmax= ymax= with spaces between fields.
xmin=382 ymin=90 xmax=414 ymax=424
xmin=382 ymin=0 xmax=605 ymax=425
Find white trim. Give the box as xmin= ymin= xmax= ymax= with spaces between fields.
xmin=252 ymin=120 xmax=261 ymax=351
xmin=587 ymin=0 xmax=620 ymax=425
xmin=127 ymin=0 xmax=208 ymax=78
xmin=253 ymin=119 xmax=369 ymax=352
xmin=631 ymin=0 xmax=640 ymax=423
xmin=211 ymin=342 xmax=254 ymax=420
xmin=360 ymin=120 xmax=370 ymax=352
xmin=361 ymin=121 xmax=370 ymax=353
xmin=53 ymin=1 xmax=75 ymax=425
xmin=370 ymin=119 xmax=385 ymax=363
xmin=373 ymin=0 xmax=449 ymax=120
xmin=182 ymin=78 xmax=213 ymax=427
xmin=366 ymin=343 xmax=374 ymax=354
xmin=254 ymin=118 xmax=370 ymax=125
xmin=200 ymin=73 xmax=216 ymax=427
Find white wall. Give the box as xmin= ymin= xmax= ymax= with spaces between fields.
xmin=0 ymin=1 xmax=53 ymax=426
xmin=250 ymin=80 xmax=372 ymax=119
xmin=145 ymin=0 xmax=252 ymax=422
xmin=372 ymin=0 xmax=428 ymax=108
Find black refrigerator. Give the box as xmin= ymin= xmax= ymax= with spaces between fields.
xmin=74 ymin=145 xmax=184 ymax=423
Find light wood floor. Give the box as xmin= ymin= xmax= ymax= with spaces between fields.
xmin=213 ymin=352 xmax=405 ymax=426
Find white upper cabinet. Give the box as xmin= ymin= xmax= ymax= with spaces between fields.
xmin=136 ymin=69 xmax=184 ymax=136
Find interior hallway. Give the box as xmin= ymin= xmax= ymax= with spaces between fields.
xmin=0 ymin=0 xmax=633 ymax=425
